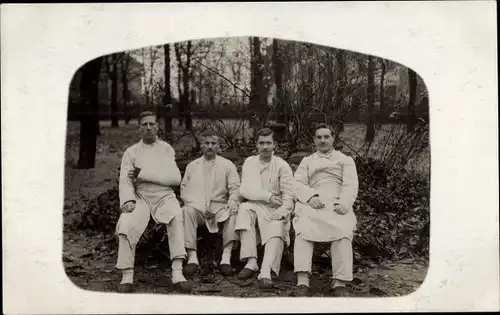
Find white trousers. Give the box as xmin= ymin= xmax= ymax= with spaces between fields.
xmin=293 ymin=233 xmax=353 ymax=281
xmin=237 ymin=206 xmax=285 ymax=276
xmin=116 ymin=212 xmax=186 ymax=270
xmin=183 ymin=205 xmax=238 ymax=250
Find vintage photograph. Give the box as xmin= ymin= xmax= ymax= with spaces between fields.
xmin=63 ymin=36 xmax=430 ymax=298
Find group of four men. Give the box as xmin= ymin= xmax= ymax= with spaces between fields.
xmin=115 ymin=111 xmax=359 ymax=297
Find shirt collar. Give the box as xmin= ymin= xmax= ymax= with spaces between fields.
xmin=316 ymin=148 xmax=336 ymax=158
xmin=140 ymin=138 xmax=158 ymax=146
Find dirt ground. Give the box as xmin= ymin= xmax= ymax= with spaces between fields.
xmin=63 ymin=120 xmax=428 ymax=297
xmin=63 ymin=229 xmax=427 ymax=297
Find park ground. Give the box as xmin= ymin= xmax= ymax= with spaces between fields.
xmin=63 ymin=120 xmax=429 ymax=297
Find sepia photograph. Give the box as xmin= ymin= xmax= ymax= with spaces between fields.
xmin=63 ymin=36 xmax=430 ymax=298
xmin=2 ymin=2 xmax=498 ymax=313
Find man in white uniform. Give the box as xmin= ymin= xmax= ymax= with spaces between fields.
xmin=181 ymin=130 xmax=242 ymax=277
xmin=292 ymin=123 xmax=359 ymax=297
xmin=115 ymin=111 xmax=192 ymax=293
xmin=235 ymin=128 xmax=295 ymax=289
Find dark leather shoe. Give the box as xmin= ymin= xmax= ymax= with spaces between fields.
xmin=219 ymin=264 xmax=234 ymax=276
xmin=174 ymin=280 xmax=193 ymax=294
xmin=259 ymin=277 xmax=274 ymax=290
xmin=236 ymin=268 xmax=256 ymax=280
xmin=332 ymin=286 xmax=349 ymax=297
xmin=117 ymin=283 xmax=134 ymax=293
xmin=183 ymin=263 xmax=198 ymax=277
xmin=292 ymin=285 xmax=310 ymax=297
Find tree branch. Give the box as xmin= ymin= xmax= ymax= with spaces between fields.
xmin=191 ymin=57 xmax=251 ymax=98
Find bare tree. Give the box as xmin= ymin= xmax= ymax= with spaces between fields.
xmin=334 ymin=50 xmax=346 ymax=139
xmin=140 ymin=48 xmax=149 ymax=106
xmin=174 ymin=43 xmax=184 ymax=126
xmin=104 ymin=53 xmax=120 ymax=128
xmin=120 ymin=52 xmax=131 ymax=124
xmin=273 ymin=38 xmax=285 ymax=123
xmin=379 ymin=59 xmax=387 ymax=115
xmin=365 ymin=55 xmax=375 ymax=142
xmin=163 ymin=44 xmax=173 ymax=140
xmin=407 ymin=68 xmax=418 ymax=131
xmin=78 ymin=56 xmax=104 ymax=169
xmin=174 ymin=41 xmax=194 ymax=130
xmin=183 ymin=41 xmax=193 ymax=130
xmin=249 ymin=37 xmax=267 ymax=131
xmin=150 ymin=46 xmax=160 ymax=116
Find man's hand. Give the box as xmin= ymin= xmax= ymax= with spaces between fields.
xmin=333 ymin=203 xmax=349 ymax=215
xmin=121 ymin=201 xmax=136 ymax=213
xmin=269 ymin=195 xmax=283 ymax=207
xmin=128 ymin=167 xmax=141 ymax=179
xmin=128 ymin=167 xmax=141 ymax=184
xmin=205 ymin=211 xmax=215 ymax=220
xmin=228 ymin=200 xmax=239 ymax=215
xmin=270 ymin=209 xmax=288 ymax=221
xmin=308 ymin=196 xmax=325 ymax=209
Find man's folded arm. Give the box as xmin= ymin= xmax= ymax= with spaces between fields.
xmin=293 ymin=158 xmax=318 ymax=204
xmin=239 ymin=160 xmax=273 ymax=202
xmin=119 ymin=150 xmax=136 ymax=207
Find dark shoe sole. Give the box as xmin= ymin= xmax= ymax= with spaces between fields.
xmin=117 ymin=283 xmax=134 ymax=293
xmin=183 ymin=263 xmax=199 ymax=277
xmin=331 ymin=286 xmax=350 ymax=297
xmin=259 ymin=278 xmax=274 ymax=290
xmin=219 ymin=264 xmax=234 ymax=277
xmin=174 ymin=281 xmax=193 ymax=294
xmin=236 ymin=268 xmax=256 ymax=280
xmin=292 ymin=285 xmax=310 ymax=297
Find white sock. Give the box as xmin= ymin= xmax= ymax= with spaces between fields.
xmin=171 ymin=258 xmax=187 ymax=284
xmin=244 ymin=257 xmax=259 ymax=271
xmin=220 ymin=242 xmax=234 ymax=265
xmin=120 ymin=268 xmax=134 ymax=284
xmin=332 ymin=279 xmax=346 ymax=288
xmin=187 ymin=249 xmax=199 ymax=265
xmin=171 ymin=269 xmax=187 ymax=284
xmin=258 ymin=266 xmax=271 ymax=280
xmin=296 ymin=272 xmax=310 ymax=287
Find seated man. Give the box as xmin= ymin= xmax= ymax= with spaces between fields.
xmin=292 ymin=123 xmax=359 ymax=297
xmin=115 ymin=111 xmax=191 ymax=293
xmin=180 ymin=130 xmax=242 ymax=277
xmin=235 ymin=128 xmax=295 ymax=289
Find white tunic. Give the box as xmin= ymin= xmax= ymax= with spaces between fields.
xmin=180 ymin=155 xmax=241 ymax=233
xmin=116 ymin=139 xmax=182 ymax=245
xmin=236 ymin=155 xmax=295 ymax=246
xmin=293 ymin=149 xmax=359 ymax=242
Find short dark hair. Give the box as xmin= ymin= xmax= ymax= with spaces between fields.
xmin=256 ymin=128 xmax=274 ymax=142
xmin=314 ymin=123 xmax=334 ymax=136
xmin=200 ymin=130 xmax=219 ymax=142
xmin=137 ymin=111 xmax=157 ymax=124
xmin=201 ymin=130 xmax=218 ymax=138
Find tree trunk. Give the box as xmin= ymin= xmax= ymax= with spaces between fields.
xmin=78 ymin=57 xmax=103 ymax=169
xmin=365 ymin=55 xmax=375 ymax=142
xmin=273 ymin=38 xmax=285 ymax=123
xmin=183 ymin=41 xmax=193 ymax=131
xmin=407 ymin=68 xmax=418 ymax=131
xmin=250 ymin=37 xmax=266 ymax=132
xmin=379 ymin=60 xmax=387 ymax=115
xmin=109 ymin=54 xmax=119 ymax=128
xmin=163 ymin=44 xmax=172 ymax=140
xmin=121 ymin=53 xmax=130 ymax=124
xmin=174 ymin=43 xmax=184 ymax=127
xmin=334 ymin=50 xmax=346 ymax=141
